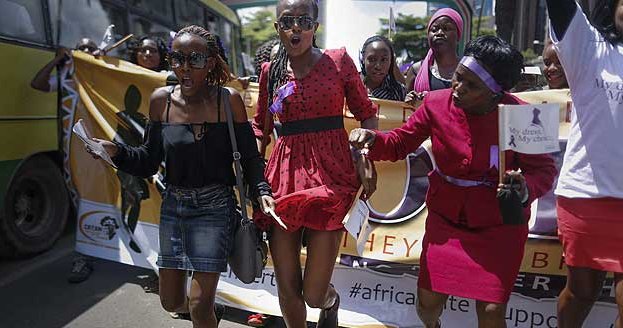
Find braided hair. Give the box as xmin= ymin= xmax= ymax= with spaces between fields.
xmin=254 ymin=38 xmax=280 ymax=76
xmin=212 ymin=33 xmax=229 ymax=65
xmin=128 ymin=35 xmax=169 ymax=72
xmin=174 ymin=25 xmax=231 ymax=86
xmin=268 ymin=0 xmax=319 ymax=109
xmin=359 ymin=35 xmax=405 ymax=101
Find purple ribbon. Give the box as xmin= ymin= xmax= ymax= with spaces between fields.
xmin=490 ymin=145 xmax=499 ymax=169
xmin=459 ymin=56 xmax=503 ymax=93
xmin=269 ymin=81 xmax=296 ymax=114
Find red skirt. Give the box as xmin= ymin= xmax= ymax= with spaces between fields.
xmin=418 ymin=211 xmax=528 ymax=303
xmin=557 ymin=196 xmax=623 ymax=273
xmin=253 ymin=130 xmax=359 ymax=232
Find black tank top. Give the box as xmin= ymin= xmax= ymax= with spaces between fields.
xmin=429 ymin=69 xmax=452 ymax=90
xmin=113 ymin=86 xmax=270 ymax=195
xmin=160 ymin=87 xmax=238 ymax=188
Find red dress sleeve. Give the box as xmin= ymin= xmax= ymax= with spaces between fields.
xmin=368 ymin=102 xmax=432 ymax=162
xmin=251 ymin=62 xmax=274 ymax=143
xmin=516 ymin=152 xmax=557 ymax=204
xmin=338 ymin=48 xmax=378 ymax=122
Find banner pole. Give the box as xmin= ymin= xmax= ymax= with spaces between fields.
xmin=104 ymin=34 xmax=134 ymax=53
xmin=498 ymin=104 xmax=505 ymax=184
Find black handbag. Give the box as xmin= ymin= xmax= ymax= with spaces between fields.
xmin=221 ymin=88 xmax=268 ymax=284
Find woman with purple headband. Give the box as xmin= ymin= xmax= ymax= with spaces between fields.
xmin=350 ymin=36 xmax=557 ymax=327
xmin=404 ymin=8 xmax=463 ymax=105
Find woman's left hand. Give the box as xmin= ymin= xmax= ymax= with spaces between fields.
xmin=498 ymin=170 xmax=528 ymax=202
xmin=258 ymin=195 xmax=276 ymax=215
xmin=354 ymin=152 xmax=377 ymax=199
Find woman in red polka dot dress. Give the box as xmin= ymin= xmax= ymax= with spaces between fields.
xmin=251 ymin=1 xmax=378 ymax=327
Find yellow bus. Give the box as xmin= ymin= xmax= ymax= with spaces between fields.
xmin=0 ymin=0 xmax=243 ymax=257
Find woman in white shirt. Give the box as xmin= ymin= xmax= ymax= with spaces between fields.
xmin=546 ymin=0 xmax=623 ymax=327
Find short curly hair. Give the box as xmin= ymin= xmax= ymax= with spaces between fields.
xmin=464 ymin=35 xmax=524 ymax=91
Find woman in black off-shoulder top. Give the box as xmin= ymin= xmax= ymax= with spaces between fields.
xmin=88 ymin=25 xmax=275 ymax=327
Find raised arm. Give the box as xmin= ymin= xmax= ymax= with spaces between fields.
xmin=111 ymin=88 xmax=167 ymax=177
xmin=31 ymin=47 xmax=69 ymax=92
xmin=546 ymin=0 xmax=578 ymax=40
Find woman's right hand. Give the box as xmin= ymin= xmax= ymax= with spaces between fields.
xmin=349 ymin=128 xmax=376 ymax=150
xmin=86 ymin=138 xmax=118 ymax=160
xmin=404 ymin=90 xmax=427 ymax=107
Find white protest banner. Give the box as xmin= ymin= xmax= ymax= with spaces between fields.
xmin=499 ymin=104 xmax=560 ymax=154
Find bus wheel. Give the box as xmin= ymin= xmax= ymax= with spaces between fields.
xmin=0 ymin=155 xmax=69 ymax=258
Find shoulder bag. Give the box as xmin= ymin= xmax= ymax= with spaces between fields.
xmin=221 ymin=88 xmax=268 ymax=284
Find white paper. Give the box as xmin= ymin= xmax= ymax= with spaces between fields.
xmin=99 ymin=24 xmax=115 ymax=50
xmin=72 ymin=119 xmax=117 ymax=168
xmin=499 ymin=103 xmax=560 ymax=154
xmin=343 ymin=198 xmax=369 ymax=239
xmin=355 ymin=217 xmax=374 ymax=256
xmin=266 ymin=207 xmax=287 ymax=230
xmin=343 ymin=187 xmax=372 ymax=255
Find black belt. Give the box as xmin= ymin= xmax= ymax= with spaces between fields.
xmin=280 ymin=116 xmax=344 ymax=136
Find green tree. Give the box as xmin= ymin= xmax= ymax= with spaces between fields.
xmin=378 ymin=13 xmax=429 ymax=62
xmin=472 ymin=16 xmax=496 ymax=38
xmin=241 ymin=9 xmax=278 ymax=58
xmin=377 ymin=13 xmax=495 ymax=63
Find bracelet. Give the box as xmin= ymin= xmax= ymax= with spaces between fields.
xmin=359 ymin=147 xmax=369 ymax=158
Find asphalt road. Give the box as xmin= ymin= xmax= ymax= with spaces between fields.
xmin=0 ymin=233 xmax=256 ymax=328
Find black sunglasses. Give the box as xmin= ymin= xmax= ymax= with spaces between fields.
xmin=278 ymin=15 xmax=316 ymax=31
xmin=167 ymin=51 xmax=209 ymax=69
xmin=77 ymin=45 xmax=97 ymax=53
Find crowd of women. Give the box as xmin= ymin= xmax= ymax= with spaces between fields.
xmin=70 ymin=0 xmax=623 ymax=327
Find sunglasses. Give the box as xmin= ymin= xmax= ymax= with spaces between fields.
xmin=278 ymin=15 xmax=316 ymax=31
xmin=77 ymin=46 xmax=97 ymax=53
xmin=168 ymin=51 xmax=209 ymax=69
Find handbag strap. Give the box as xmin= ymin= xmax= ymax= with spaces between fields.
xmin=221 ymin=87 xmax=250 ymax=221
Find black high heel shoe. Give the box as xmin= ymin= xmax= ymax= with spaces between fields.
xmin=316 ymin=293 xmax=340 ymax=328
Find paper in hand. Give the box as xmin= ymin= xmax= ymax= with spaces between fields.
xmin=266 ymin=207 xmax=287 ymax=230
xmin=72 ymin=119 xmax=117 ymax=168
xmin=343 ymin=187 xmax=373 ymax=255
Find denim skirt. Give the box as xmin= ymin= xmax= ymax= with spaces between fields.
xmin=157 ymin=184 xmax=237 ymax=273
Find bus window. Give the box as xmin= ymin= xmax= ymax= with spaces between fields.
xmin=0 ymin=0 xmax=47 ymax=44
xmin=132 ymin=15 xmax=171 ymax=39
xmin=130 ymin=0 xmax=172 ymax=16
xmin=49 ymin=0 xmax=128 ymax=54
xmin=175 ymin=0 xmax=205 ymax=29
xmin=221 ymin=21 xmax=233 ymax=64
xmin=206 ymin=10 xmax=219 ymax=35
xmin=129 ymin=0 xmax=173 ymax=23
